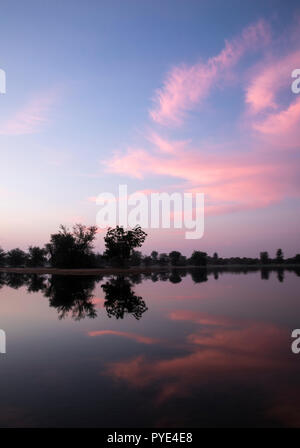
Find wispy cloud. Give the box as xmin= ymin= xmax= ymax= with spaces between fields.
xmin=150 ymin=19 xmax=270 ymax=126
xmin=0 ymin=88 xmax=60 ymax=135
xmin=106 ymin=140 xmax=299 ymax=214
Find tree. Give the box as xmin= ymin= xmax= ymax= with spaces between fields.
xmin=6 ymin=248 xmax=28 ymax=267
xmin=130 ymin=250 xmax=142 ymax=266
xmin=151 ymin=251 xmax=158 ymax=264
xmin=189 ymin=251 xmax=207 ymax=266
xmin=276 ymin=248 xmax=284 ymax=264
xmin=46 ymin=224 xmax=98 ymax=268
xmin=293 ymin=254 xmax=300 ymax=264
xmin=169 ymin=251 xmax=182 ymax=266
xmin=26 ymin=246 xmax=47 ymax=267
xmin=212 ymin=252 xmax=219 ymax=264
xmin=260 ymin=251 xmax=269 ymax=264
xmin=143 ymin=255 xmax=153 ymax=266
xmin=104 ymin=225 xmax=147 ymax=266
xmin=158 ymin=253 xmax=169 ymax=265
xmin=0 ymin=247 xmax=6 ymax=266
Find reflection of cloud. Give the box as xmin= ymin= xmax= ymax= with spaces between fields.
xmin=88 ymin=330 xmax=159 ymax=345
xmin=92 ymin=297 xmax=105 ymax=308
xmin=169 ymin=310 xmax=231 ymax=326
xmin=104 ymin=312 xmax=287 ymax=407
xmin=267 ymin=390 xmax=300 ymax=427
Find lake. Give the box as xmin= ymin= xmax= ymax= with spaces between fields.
xmin=0 ymin=267 xmax=299 ymax=427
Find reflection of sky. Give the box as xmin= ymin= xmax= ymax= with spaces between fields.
xmin=0 ymin=271 xmax=300 ymax=427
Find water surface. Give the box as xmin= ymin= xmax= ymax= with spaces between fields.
xmin=0 ymin=267 xmax=299 ymax=427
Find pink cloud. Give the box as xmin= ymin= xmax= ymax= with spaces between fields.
xmin=245 ymin=50 xmax=300 ymax=113
xmin=0 ymin=89 xmax=59 ymax=135
xmin=242 ymin=46 xmax=300 ymax=150
xmin=105 ymin=135 xmax=300 ymax=215
xmin=150 ymin=19 xmax=270 ymax=126
xmin=253 ymin=96 xmax=300 ymax=137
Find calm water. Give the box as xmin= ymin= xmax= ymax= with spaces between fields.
xmin=0 ymin=267 xmax=300 ymax=428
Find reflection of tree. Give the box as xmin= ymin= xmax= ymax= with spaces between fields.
xmin=158 ymin=272 xmax=170 ymax=282
xmin=26 ymin=274 xmax=47 ymax=292
xmin=276 ymin=268 xmax=284 ymax=283
xmin=169 ymin=270 xmax=182 ymax=284
xmin=294 ymin=267 xmax=300 ymax=277
xmin=189 ymin=268 xmax=208 ymax=283
xmin=261 ymin=268 xmax=270 ymax=280
xmin=213 ymin=270 xmax=219 ymax=280
xmin=0 ymin=273 xmax=6 ymax=289
xmin=44 ymin=275 xmax=98 ymax=320
xmin=5 ymin=273 xmax=28 ymax=289
xmin=101 ymin=276 xmax=148 ymax=320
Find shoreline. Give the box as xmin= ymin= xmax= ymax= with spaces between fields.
xmin=0 ymin=264 xmax=299 ymax=276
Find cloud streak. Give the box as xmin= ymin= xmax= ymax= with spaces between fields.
xmin=0 ymin=89 xmax=59 ymax=135
xmin=150 ymin=19 xmax=270 ymax=126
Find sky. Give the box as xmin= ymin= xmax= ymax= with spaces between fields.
xmin=0 ymin=0 xmax=300 ymax=257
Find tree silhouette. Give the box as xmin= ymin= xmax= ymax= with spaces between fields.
xmin=6 ymin=248 xmax=28 ymax=267
xmin=104 ymin=225 xmax=147 ymax=267
xmin=189 ymin=251 xmax=207 ymax=266
xmin=46 ymin=224 xmax=97 ymax=268
xmin=260 ymin=251 xmax=269 ymax=264
xmin=212 ymin=252 xmax=219 ymax=264
xmin=169 ymin=251 xmax=182 ymax=266
xmin=276 ymin=248 xmax=284 ymax=264
xmin=0 ymin=247 xmax=5 ymax=266
xmin=26 ymin=246 xmax=47 ymax=267
xmin=158 ymin=253 xmax=169 ymax=265
xmin=130 ymin=250 xmax=142 ymax=266
xmin=151 ymin=251 xmax=158 ymax=264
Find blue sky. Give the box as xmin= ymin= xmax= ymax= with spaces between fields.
xmin=0 ymin=0 xmax=300 ymax=256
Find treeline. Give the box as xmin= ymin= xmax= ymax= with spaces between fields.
xmin=135 ymin=249 xmax=300 ymax=267
xmin=0 ymin=224 xmax=299 ymax=268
